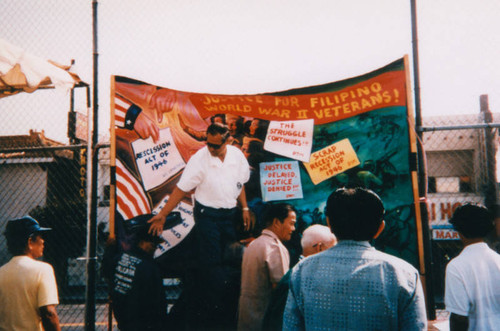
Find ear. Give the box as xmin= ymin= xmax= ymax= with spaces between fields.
xmin=271 ymin=217 xmax=281 ymax=228
xmin=326 ymin=216 xmax=331 ymax=228
xmin=316 ymin=242 xmax=324 ymax=253
xmin=373 ymin=220 xmax=385 ymax=239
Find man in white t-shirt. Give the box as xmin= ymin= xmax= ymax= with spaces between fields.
xmin=149 ymin=122 xmax=251 ymax=329
xmin=445 ymin=203 xmax=500 ymax=331
xmin=0 ymin=216 xmax=60 ymax=331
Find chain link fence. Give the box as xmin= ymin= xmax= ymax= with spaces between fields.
xmin=421 ymin=110 xmax=500 ymax=309
xmin=2 ymin=1 xmax=500 ymax=330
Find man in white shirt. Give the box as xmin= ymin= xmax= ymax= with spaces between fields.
xmin=149 ymin=122 xmax=251 ymax=330
xmin=445 ymin=203 xmax=500 ymax=331
xmin=0 ymin=216 xmax=60 ymax=331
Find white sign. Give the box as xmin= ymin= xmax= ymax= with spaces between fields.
xmin=264 ymin=119 xmax=314 ymax=162
xmin=131 ymin=127 xmax=185 ymax=191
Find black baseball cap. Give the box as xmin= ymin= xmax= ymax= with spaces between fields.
xmin=5 ymin=216 xmax=52 ymax=240
xmin=124 ymin=214 xmax=166 ymax=244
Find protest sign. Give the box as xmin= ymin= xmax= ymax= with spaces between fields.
xmin=260 ymin=161 xmax=303 ymax=201
xmin=263 ymin=119 xmax=314 ymax=162
xmin=131 ymin=128 xmax=185 ymax=191
xmin=303 ymin=138 xmax=360 ymax=185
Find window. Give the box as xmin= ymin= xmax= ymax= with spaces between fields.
xmin=428 ymin=176 xmax=472 ymax=193
xmin=99 ymin=185 xmax=110 ymax=206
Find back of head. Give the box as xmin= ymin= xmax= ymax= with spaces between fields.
xmin=449 ymin=203 xmax=494 ymax=239
xmin=325 ymin=187 xmax=384 ymax=241
xmin=301 ymin=224 xmax=337 ymax=256
xmin=264 ymin=203 xmax=295 ymax=227
xmin=4 ymin=216 xmax=51 ymax=256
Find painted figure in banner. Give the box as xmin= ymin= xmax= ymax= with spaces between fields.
xmin=115 ymin=82 xmax=206 ymax=162
xmin=226 ymin=114 xmax=245 ymax=148
xmin=0 ymin=216 xmax=61 ymax=331
xmin=238 ymin=203 xmax=296 ymax=331
xmin=445 ymin=204 xmax=500 ymax=331
xmin=148 ymin=123 xmax=252 ymax=330
xmin=262 ymin=224 xmax=337 ymax=331
xmin=283 ymin=187 xmax=427 ymax=331
xmin=107 ymin=216 xmax=168 ymax=331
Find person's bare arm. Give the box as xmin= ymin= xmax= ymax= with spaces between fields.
xmin=40 ymin=305 xmax=61 ymax=331
xmin=238 ymin=186 xmax=252 ymax=232
xmin=148 ymin=186 xmax=187 ymax=235
xmin=449 ymin=313 xmax=468 ymax=331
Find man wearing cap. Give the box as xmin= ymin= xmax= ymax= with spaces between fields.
xmin=0 ymin=216 xmax=61 ymax=331
xmin=109 ymin=216 xmax=168 ymax=331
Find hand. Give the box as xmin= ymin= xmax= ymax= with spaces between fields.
xmin=134 ymin=112 xmax=160 ymax=143
xmin=242 ymin=209 xmax=254 ymax=232
xmin=148 ymin=214 xmax=167 ymax=236
xmin=148 ymin=89 xmax=177 ymax=124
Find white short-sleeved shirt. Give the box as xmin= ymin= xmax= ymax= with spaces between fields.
xmin=177 ymin=145 xmax=250 ymax=209
xmin=0 ymin=255 xmax=59 ymax=331
xmin=445 ymin=242 xmax=500 ymax=330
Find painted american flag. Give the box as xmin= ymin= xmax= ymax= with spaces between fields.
xmin=116 ymin=158 xmax=151 ymax=220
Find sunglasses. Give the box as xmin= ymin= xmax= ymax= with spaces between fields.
xmin=206 ymin=142 xmax=224 ymax=149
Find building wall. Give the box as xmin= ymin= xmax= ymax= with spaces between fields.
xmin=0 ymin=163 xmax=48 ymax=265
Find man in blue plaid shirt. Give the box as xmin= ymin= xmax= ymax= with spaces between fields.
xmin=283 ymin=187 xmax=427 ymax=331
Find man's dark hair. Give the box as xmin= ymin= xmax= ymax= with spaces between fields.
xmin=206 ymin=123 xmax=230 ymax=141
xmin=6 ymin=233 xmax=42 ymax=256
xmin=325 ymin=187 xmax=385 ymax=241
xmin=264 ymin=203 xmax=296 ymax=227
xmin=449 ymin=203 xmax=494 ymax=238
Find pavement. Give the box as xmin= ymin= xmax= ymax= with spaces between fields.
xmin=59 ymin=303 xmax=450 ymax=330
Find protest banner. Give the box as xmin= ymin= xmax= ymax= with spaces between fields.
xmin=110 ymin=57 xmax=424 ymax=270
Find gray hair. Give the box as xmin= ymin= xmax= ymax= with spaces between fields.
xmin=301 ymin=224 xmax=336 ymax=250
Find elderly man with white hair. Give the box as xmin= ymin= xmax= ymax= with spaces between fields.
xmin=262 ymin=224 xmax=337 ymax=331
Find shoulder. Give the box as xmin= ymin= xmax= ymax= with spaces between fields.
xmin=27 ymin=259 xmax=56 ymax=279
xmin=246 ymin=232 xmax=281 ymax=253
xmin=372 ymin=249 xmax=419 ymax=274
xmin=190 ymin=146 xmax=208 ymax=160
xmin=227 ymin=145 xmax=247 ymax=160
xmin=35 ymin=260 xmax=56 ymax=272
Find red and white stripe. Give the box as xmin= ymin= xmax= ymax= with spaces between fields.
xmin=114 ymin=95 xmax=132 ymax=128
xmin=116 ymin=159 xmax=151 ymax=220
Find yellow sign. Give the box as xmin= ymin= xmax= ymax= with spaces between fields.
xmin=303 ymin=138 xmax=360 ymax=185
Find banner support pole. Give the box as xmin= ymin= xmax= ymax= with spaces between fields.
xmin=411 ymin=0 xmax=436 ymax=320
xmin=85 ymin=0 xmax=99 ymax=330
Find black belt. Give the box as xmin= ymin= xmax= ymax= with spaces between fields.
xmin=194 ymin=201 xmax=237 ymax=217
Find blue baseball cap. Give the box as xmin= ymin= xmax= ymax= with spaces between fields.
xmin=4 ymin=216 xmax=51 ymax=240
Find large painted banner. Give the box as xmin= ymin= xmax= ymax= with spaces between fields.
xmin=111 ymin=57 xmax=423 ymax=269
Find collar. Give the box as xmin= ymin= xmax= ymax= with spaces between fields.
xmin=336 ymin=240 xmax=373 ymax=249
xmin=205 ymin=145 xmax=236 ymax=166
xmin=261 ymin=229 xmax=280 ymax=241
xmin=11 ymin=255 xmax=34 ymax=262
xmin=462 ymin=242 xmax=489 ymax=252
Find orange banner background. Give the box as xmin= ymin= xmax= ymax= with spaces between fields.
xmin=189 ymin=70 xmax=406 ymax=125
